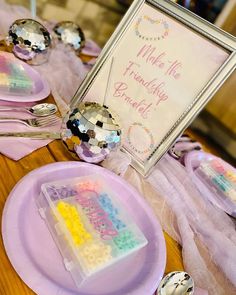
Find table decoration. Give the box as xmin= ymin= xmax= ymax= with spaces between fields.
xmin=0 ymin=51 xmax=50 ymax=101
xmin=37 ymin=174 xmax=148 ymax=287
xmin=0 ymin=0 xmax=91 ymax=160
xmin=0 ymin=0 xmax=92 ymax=116
xmin=168 ymin=134 xmax=202 ymax=163
xmin=6 ymin=18 xmax=51 ymax=65
xmin=53 ymin=21 xmax=86 ymax=54
xmin=0 ymin=52 xmax=32 ymax=94
xmin=2 ymin=161 xmax=166 ymax=295
xmin=0 ymin=101 xmax=121 ymax=163
xmin=0 ymin=114 xmax=59 ymax=127
xmin=185 ymin=151 xmax=236 ymax=217
xmin=102 ymin=150 xmax=236 ymax=294
xmin=0 ymin=54 xmax=121 ymax=162
xmin=71 ymin=0 xmax=236 ymax=176
xmin=61 ymin=101 xmax=122 ymax=163
xmin=30 ymin=0 xmax=36 ymax=20
xmin=157 ymin=271 xmax=194 ymax=295
xmin=0 ymin=102 xmax=58 ymax=116
xmin=62 ymin=56 xmax=121 ymax=162
xmin=0 ymin=109 xmax=61 ymax=160
xmin=0 ymin=1 xmax=235 ymax=295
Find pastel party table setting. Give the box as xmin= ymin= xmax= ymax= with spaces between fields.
xmin=0 ymin=0 xmax=236 ymax=295
xmin=0 ymin=2 xmax=168 ymax=295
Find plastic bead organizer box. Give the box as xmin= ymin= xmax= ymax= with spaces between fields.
xmin=37 ymin=175 xmax=148 ymax=287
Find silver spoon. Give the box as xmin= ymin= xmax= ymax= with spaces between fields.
xmin=0 ymin=103 xmax=58 ymax=117
xmin=157 ymin=271 xmax=194 ymax=295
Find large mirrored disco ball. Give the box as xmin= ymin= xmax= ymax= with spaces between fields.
xmin=7 ymin=19 xmax=51 ymax=65
xmin=61 ymin=102 xmax=121 ymax=163
xmin=53 ymin=21 xmax=85 ymax=53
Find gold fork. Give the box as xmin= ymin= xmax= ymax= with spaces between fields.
xmin=0 ymin=115 xmax=61 ymax=127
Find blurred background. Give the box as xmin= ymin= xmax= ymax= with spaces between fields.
xmin=4 ymin=0 xmax=236 ymax=162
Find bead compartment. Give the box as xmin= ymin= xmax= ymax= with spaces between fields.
xmin=37 ymin=175 xmax=148 ymax=287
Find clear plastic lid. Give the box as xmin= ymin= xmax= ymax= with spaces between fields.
xmin=37 ymin=174 xmax=148 ymax=287
xmin=0 ymin=54 xmax=34 ymax=94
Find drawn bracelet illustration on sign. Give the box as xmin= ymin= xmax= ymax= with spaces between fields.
xmin=135 ymin=15 xmax=169 ymax=41
xmin=127 ymin=122 xmax=154 ymax=154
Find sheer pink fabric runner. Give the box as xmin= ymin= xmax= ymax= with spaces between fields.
xmin=103 ymin=151 xmax=236 ymax=295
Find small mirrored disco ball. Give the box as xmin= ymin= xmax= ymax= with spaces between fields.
xmin=157 ymin=271 xmax=194 ymax=295
xmin=61 ymin=102 xmax=122 ymax=163
xmin=7 ymin=19 xmax=51 ymax=65
xmin=53 ymin=21 xmax=85 ymax=53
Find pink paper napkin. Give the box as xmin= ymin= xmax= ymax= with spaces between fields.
xmin=0 ymin=107 xmax=61 ymax=160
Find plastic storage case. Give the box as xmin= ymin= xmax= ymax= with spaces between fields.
xmin=0 ymin=53 xmax=34 ymax=95
xmin=195 ymin=159 xmax=236 ymax=216
xmin=185 ymin=151 xmax=236 ymax=217
xmin=37 ymin=175 xmax=148 ymax=287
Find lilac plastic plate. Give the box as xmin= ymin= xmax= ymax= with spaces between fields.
xmin=2 ymin=162 xmax=166 ymax=295
xmin=0 ymin=51 xmax=50 ymax=102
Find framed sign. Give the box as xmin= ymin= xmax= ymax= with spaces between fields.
xmin=71 ymin=0 xmax=236 ymax=176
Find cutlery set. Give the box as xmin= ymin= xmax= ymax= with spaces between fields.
xmin=0 ymin=103 xmax=57 ymax=117
xmin=0 ymin=131 xmax=61 ymax=139
xmin=0 ymin=115 xmax=60 ymax=128
xmin=0 ymin=102 xmax=60 ymax=132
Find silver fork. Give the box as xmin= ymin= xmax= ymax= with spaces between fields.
xmin=0 ymin=115 xmax=61 ymax=127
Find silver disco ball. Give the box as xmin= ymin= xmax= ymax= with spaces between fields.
xmin=157 ymin=271 xmax=194 ymax=295
xmin=53 ymin=21 xmax=85 ymax=53
xmin=7 ymin=19 xmax=51 ymax=65
xmin=61 ymin=102 xmax=121 ymax=163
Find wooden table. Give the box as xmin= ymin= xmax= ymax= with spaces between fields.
xmin=0 ymin=94 xmax=184 ymax=294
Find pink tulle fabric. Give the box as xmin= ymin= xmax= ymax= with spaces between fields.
xmin=103 ymin=151 xmax=236 ymax=295
xmin=36 ymin=43 xmax=88 ymax=116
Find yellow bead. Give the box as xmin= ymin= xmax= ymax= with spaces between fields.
xmin=56 ymin=201 xmax=93 ymax=247
xmin=65 ymin=219 xmax=72 ymax=227
xmin=73 ymin=236 xmax=80 ymax=245
xmin=84 ymin=233 xmax=92 ymax=240
xmin=87 ymin=254 xmax=95 ymax=263
xmin=83 ymin=247 xmax=90 ymax=256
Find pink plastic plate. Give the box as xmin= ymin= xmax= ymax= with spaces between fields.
xmin=2 ymin=162 xmax=166 ymax=295
xmin=0 ymin=51 xmax=50 ymax=102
